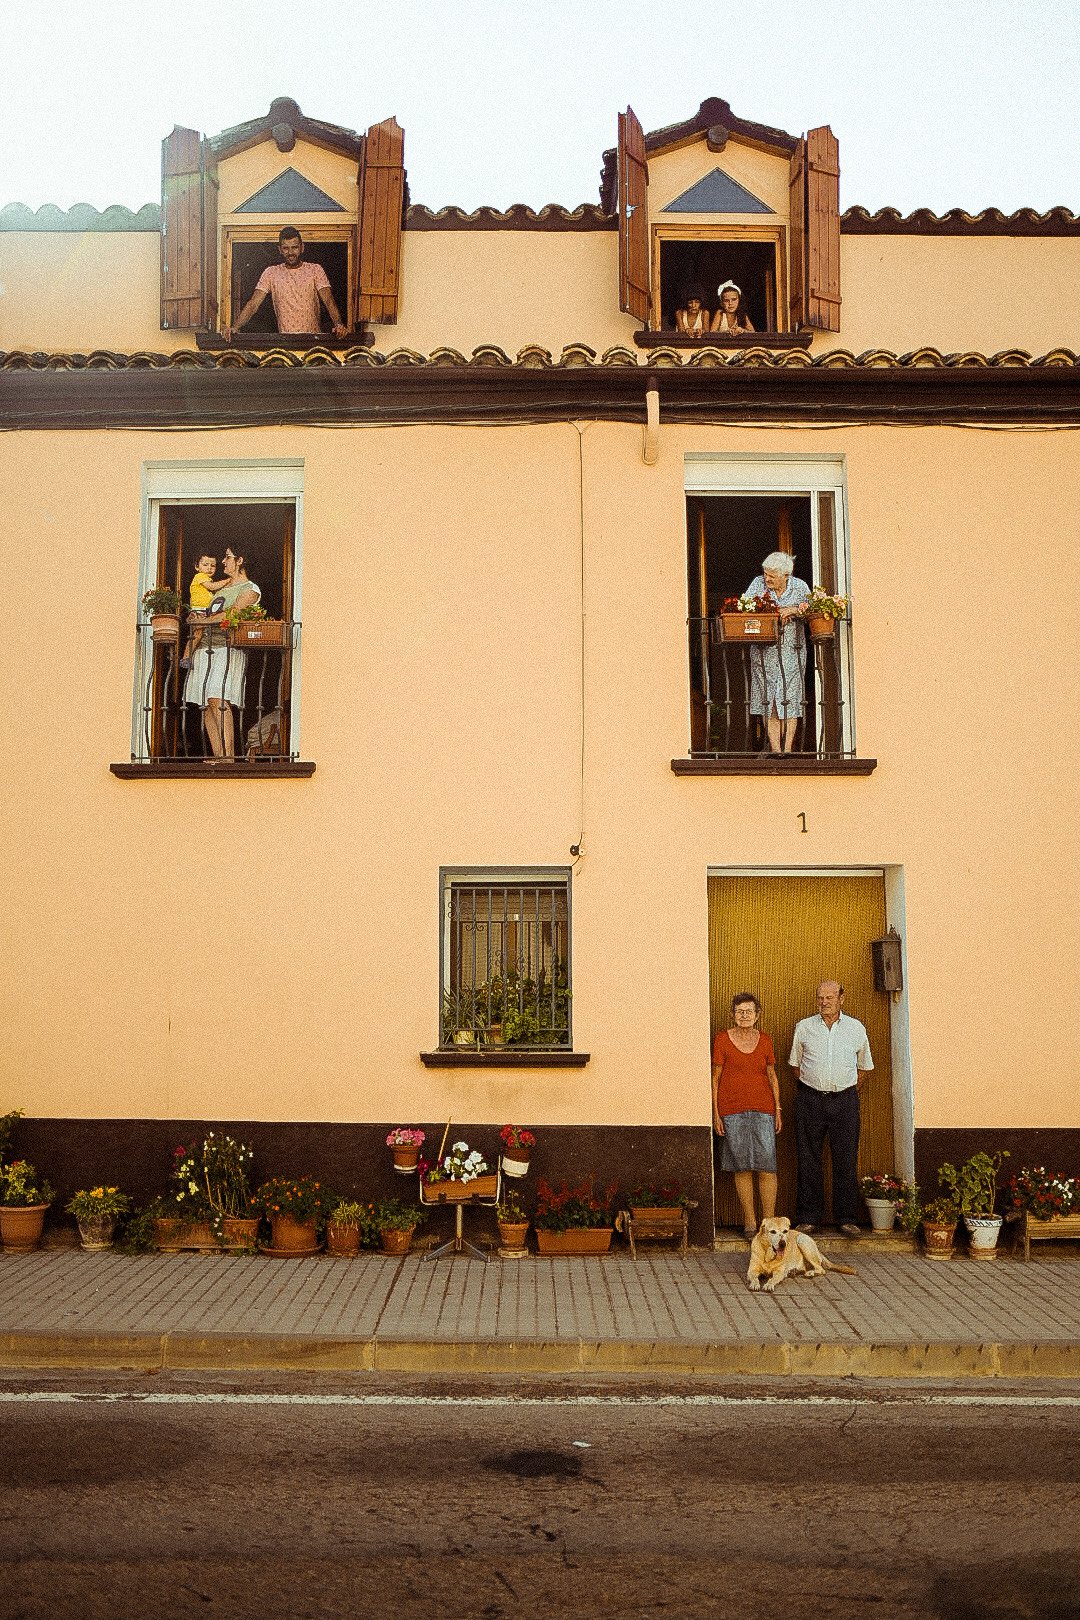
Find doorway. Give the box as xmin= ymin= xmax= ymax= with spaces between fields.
xmin=708 ymin=872 xmax=896 ymax=1229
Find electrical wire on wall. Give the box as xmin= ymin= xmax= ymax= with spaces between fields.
xmin=570 ymin=421 xmax=587 ymax=871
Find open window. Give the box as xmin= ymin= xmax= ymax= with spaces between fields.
xmin=684 ymin=457 xmax=854 ymax=760
xmin=221 ymin=226 xmax=352 ymax=335
xmin=440 ymin=870 xmax=572 ymax=1050
xmin=654 ymin=228 xmax=785 ymax=333
xmin=136 ymin=501 xmax=298 ymax=765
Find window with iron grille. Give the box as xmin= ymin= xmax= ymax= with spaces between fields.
xmin=441 ymin=870 xmax=571 ymax=1050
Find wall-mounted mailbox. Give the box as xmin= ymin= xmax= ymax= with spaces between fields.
xmin=871 ymin=926 xmax=903 ymax=996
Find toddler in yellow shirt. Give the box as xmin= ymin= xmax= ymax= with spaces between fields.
xmin=180 ymin=554 xmax=228 ymax=669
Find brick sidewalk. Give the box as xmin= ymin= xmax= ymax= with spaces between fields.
xmin=2 ymin=1249 xmax=1080 ymax=1376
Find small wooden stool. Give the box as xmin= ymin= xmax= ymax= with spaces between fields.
xmin=616 ymin=1201 xmax=697 ymax=1259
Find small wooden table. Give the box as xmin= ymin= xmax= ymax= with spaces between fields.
xmin=420 ymin=1172 xmax=501 ymax=1263
xmin=616 ymin=1202 xmax=697 ymax=1259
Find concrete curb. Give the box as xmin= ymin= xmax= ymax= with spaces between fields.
xmin=3 ymin=1330 xmax=1080 ymax=1378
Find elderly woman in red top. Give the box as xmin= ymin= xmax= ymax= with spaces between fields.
xmin=712 ymin=992 xmax=782 ymax=1240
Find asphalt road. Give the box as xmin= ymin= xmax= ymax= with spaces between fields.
xmin=2 ymin=1373 xmax=1080 ymax=1619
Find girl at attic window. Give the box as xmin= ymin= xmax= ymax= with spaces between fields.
xmin=711 ymin=281 xmax=755 ymax=333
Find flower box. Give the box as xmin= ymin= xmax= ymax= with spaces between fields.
xmin=1022 ymin=1211 xmax=1080 ymax=1260
xmin=719 ymin=612 xmax=778 ymax=643
xmin=153 ymin=1217 xmax=216 ymax=1252
xmin=422 ymin=1173 xmax=499 ymax=1204
xmin=228 ymin=618 xmax=285 ymax=647
xmin=629 ymin=1205 xmax=684 ymax=1225
xmin=535 ymin=1227 xmax=613 ymax=1256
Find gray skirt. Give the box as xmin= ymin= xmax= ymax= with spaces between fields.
xmin=719 ymin=1111 xmax=777 ymax=1173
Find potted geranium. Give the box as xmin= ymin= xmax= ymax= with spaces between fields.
xmin=142 ymin=585 xmax=183 ymax=644
xmin=496 ymin=1190 xmax=530 ymax=1251
xmin=938 ymin=1149 xmax=1009 ymax=1257
xmin=533 ymin=1176 xmax=617 ymax=1256
xmin=499 ymin=1125 xmax=535 ymax=1178
xmin=798 ymin=587 xmax=849 ymax=640
xmin=1004 ymin=1166 xmax=1080 ymax=1259
xmin=252 ymin=1174 xmax=329 ymax=1254
xmin=372 ymin=1196 xmax=427 ymax=1255
xmin=0 ymin=1159 xmax=55 ymax=1251
xmin=422 ymin=1141 xmax=498 ymax=1203
xmin=859 ymin=1171 xmax=908 ymax=1232
xmin=325 ymin=1197 xmax=375 ymax=1257
xmin=387 ymin=1127 xmax=425 ymax=1174
xmin=718 ymin=592 xmax=780 ymax=644
xmin=66 ymin=1185 xmax=130 ymax=1251
xmin=921 ymin=1195 xmax=961 ymax=1259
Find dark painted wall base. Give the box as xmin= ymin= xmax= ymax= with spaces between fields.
xmin=915 ymin=1129 xmax=1080 ymax=1193
xmin=11 ymin=1120 xmax=716 ymax=1248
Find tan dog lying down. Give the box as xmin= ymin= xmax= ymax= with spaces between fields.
xmin=747 ymin=1216 xmax=857 ymax=1292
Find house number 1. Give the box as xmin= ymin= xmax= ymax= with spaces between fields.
xmin=797 ymin=812 xmax=807 ymax=833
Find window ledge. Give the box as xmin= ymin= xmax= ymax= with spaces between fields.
xmin=420 ymin=1049 xmax=589 ymax=1068
xmin=110 ymin=761 xmax=316 ymax=779
xmin=195 ymin=331 xmax=374 ymax=351
xmin=633 ymin=330 xmax=813 ymax=350
xmin=671 ymin=756 xmax=877 ymax=777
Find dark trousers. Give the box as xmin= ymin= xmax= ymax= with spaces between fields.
xmin=794 ymin=1083 xmax=861 ymax=1226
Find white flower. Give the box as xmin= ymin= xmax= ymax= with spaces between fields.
xmin=453 ymin=1141 xmax=468 ymax=1152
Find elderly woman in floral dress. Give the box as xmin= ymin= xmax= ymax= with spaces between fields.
xmin=744 ymin=550 xmax=811 ymax=753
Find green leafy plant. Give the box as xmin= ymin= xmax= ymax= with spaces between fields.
xmin=923 ymin=1196 xmax=960 ymax=1225
xmin=252 ymin=1175 xmax=331 ymax=1223
xmin=223 ymin=603 xmax=267 ymax=629
xmin=496 ymin=1190 xmax=528 ymax=1223
xmin=371 ymin=1197 xmax=427 ymax=1234
xmin=533 ymin=1176 xmax=617 ymax=1234
xmin=327 ymin=1199 xmax=379 ymax=1244
xmin=937 ymin=1150 xmax=1009 ymax=1217
xmin=142 ymin=586 xmax=182 ymax=617
xmin=201 ymin=1132 xmax=255 ymax=1218
xmin=114 ymin=1207 xmax=160 ymax=1255
xmin=896 ymin=1183 xmax=923 ymax=1234
xmin=0 ymin=1108 xmax=24 ymax=1167
xmin=0 ymin=1160 xmax=54 ymax=1208
xmin=66 ymin=1186 xmax=130 ymax=1222
xmin=629 ymin=1179 xmax=691 ymax=1209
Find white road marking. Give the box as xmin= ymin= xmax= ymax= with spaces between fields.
xmin=0 ymin=1392 xmax=1079 ymax=1408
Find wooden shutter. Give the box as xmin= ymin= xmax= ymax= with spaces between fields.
xmin=788 ymin=138 xmax=807 ymax=330
xmin=806 ymin=126 xmax=841 ymax=331
xmin=356 ymin=117 xmax=405 ymax=324
xmin=160 ymin=127 xmax=218 ymax=330
xmin=618 ymin=107 xmax=649 ymax=324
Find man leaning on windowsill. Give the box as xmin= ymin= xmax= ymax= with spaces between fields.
xmin=223 ymin=224 xmax=347 ymax=343
xmin=789 ymin=980 xmax=874 ymax=1238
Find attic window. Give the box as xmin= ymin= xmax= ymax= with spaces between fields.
xmin=658 ymin=236 xmax=781 ymax=333
xmin=224 ymin=230 xmax=352 ymax=336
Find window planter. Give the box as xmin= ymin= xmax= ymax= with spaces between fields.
xmin=228 ymin=619 xmax=286 ymax=648
xmin=719 ymin=611 xmax=778 ymax=643
xmin=535 ymin=1228 xmax=613 ymax=1256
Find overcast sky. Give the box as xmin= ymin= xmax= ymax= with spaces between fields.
xmin=2 ymin=0 xmax=1078 ymax=216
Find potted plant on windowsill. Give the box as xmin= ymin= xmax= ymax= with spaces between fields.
xmin=496 ymin=1190 xmax=530 ymax=1252
xmin=387 ymin=1128 xmax=425 ymax=1174
xmin=224 ymin=602 xmax=285 ymax=647
xmin=533 ymin=1176 xmax=617 ymax=1255
xmin=859 ymin=1171 xmax=908 ymax=1232
xmin=421 ymin=1141 xmax=498 ymax=1203
xmin=798 ymin=587 xmax=849 ymax=641
xmin=0 ymin=1159 xmax=55 ymax=1251
xmin=142 ymin=585 xmax=183 ymax=644
xmin=252 ymin=1175 xmax=329 ymax=1255
xmin=718 ymin=593 xmax=779 ymax=644
xmin=938 ymin=1150 xmax=1009 ymax=1258
xmin=372 ymin=1196 xmax=427 ymax=1255
xmin=499 ymin=1125 xmax=535 ymax=1178
xmin=66 ymin=1185 xmax=131 ymax=1251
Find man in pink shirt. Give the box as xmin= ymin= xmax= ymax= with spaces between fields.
xmin=224 ymin=226 xmax=347 ymax=341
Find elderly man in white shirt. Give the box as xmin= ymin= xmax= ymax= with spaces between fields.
xmin=789 ymin=980 xmax=874 ymax=1238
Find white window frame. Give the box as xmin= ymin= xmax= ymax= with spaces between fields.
xmin=684 ymin=453 xmax=856 ymax=757
xmin=133 ymin=459 xmax=305 ymax=762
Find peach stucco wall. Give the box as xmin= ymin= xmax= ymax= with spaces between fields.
xmin=1 ymin=420 xmax=1077 ymax=1132
xmin=4 ymin=225 xmax=1080 ymax=359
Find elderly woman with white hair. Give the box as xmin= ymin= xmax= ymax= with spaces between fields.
xmin=745 ymin=551 xmax=811 ymax=753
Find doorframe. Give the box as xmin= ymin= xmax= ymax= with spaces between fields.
xmin=706 ymin=864 xmax=915 ymax=1190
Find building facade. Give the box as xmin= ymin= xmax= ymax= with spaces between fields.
xmin=2 ymin=96 xmax=1078 ymax=1239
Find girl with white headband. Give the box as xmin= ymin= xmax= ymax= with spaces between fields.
xmin=711 ymin=280 xmax=754 ymax=333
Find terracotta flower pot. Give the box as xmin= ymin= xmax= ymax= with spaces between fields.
xmin=153 ymin=1217 xmax=216 ymax=1252
xmin=497 ymin=1221 xmax=529 ymax=1249
xmin=0 ymin=1204 xmax=49 ymax=1252
xmin=806 ymin=614 xmax=835 ymax=640
xmin=270 ymin=1214 xmax=319 ymax=1252
xmin=501 ymin=1149 xmax=531 ymax=1178
xmin=326 ymin=1221 xmax=361 ymax=1256
xmin=922 ymin=1220 xmax=957 ymax=1259
xmin=392 ymin=1145 xmax=421 ymax=1174
xmin=222 ymin=1216 xmax=261 ymax=1252
xmin=76 ymin=1215 xmax=117 ymax=1251
xmin=380 ymin=1226 xmax=415 ymax=1255
xmin=535 ymin=1228 xmax=613 ymax=1256
xmin=151 ymin=613 xmax=181 ymax=644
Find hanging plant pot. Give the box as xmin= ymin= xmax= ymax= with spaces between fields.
xmin=805 ymin=614 xmax=835 ymax=640
xmin=0 ymin=1204 xmax=50 ymax=1252
xmin=392 ymin=1145 xmax=421 ymax=1174
xmin=380 ymin=1226 xmax=416 ymax=1255
xmin=151 ymin=613 xmax=181 ymax=645
xmin=501 ymin=1149 xmax=531 ymax=1178
xmin=865 ymin=1198 xmax=898 ymax=1233
xmin=326 ymin=1221 xmax=361 ymax=1256
xmin=963 ymin=1214 xmax=1003 ymax=1258
xmin=76 ymin=1216 xmax=117 ymax=1251
xmin=922 ymin=1219 xmax=957 ymax=1259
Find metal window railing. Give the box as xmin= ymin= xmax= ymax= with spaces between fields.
xmin=136 ymin=618 xmax=300 ymax=763
xmin=688 ymin=614 xmax=850 ymax=758
xmin=443 ymin=882 xmax=570 ymax=1049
